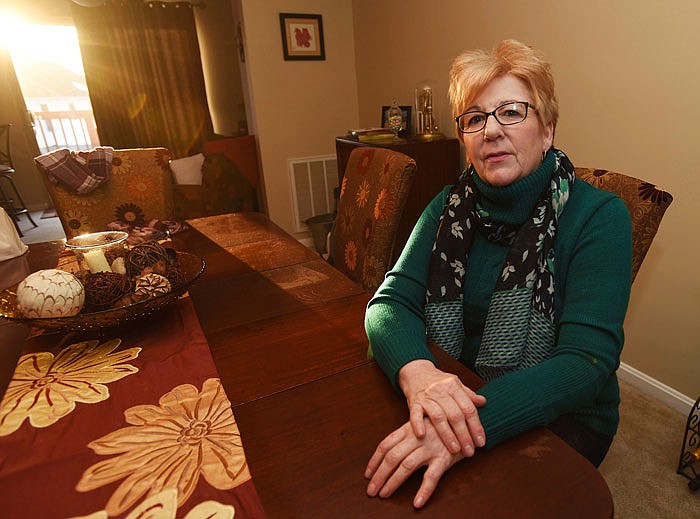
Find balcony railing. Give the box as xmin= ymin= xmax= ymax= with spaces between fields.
xmin=31 ymin=110 xmax=100 ymax=154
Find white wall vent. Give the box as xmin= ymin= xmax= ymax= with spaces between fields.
xmin=288 ymin=155 xmax=338 ymax=232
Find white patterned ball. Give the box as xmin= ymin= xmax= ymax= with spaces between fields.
xmin=16 ymin=269 xmax=85 ymax=318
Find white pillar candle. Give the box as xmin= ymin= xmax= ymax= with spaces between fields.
xmin=83 ymin=248 xmax=111 ymax=273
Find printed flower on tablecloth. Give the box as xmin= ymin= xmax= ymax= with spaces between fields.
xmin=356 ymin=179 xmax=371 ymax=208
xmin=115 ymin=203 xmax=146 ymax=227
xmin=76 ymin=378 xmax=251 ymax=517
xmin=0 ymin=339 xmax=140 ymax=437
xmin=127 ymin=174 xmax=157 ymax=202
xmin=344 ymin=240 xmax=358 ymax=271
xmin=374 ymin=188 xmax=396 ymax=221
xmin=70 ymin=488 xmax=235 ymax=519
xmin=64 ymin=209 xmax=90 ymax=232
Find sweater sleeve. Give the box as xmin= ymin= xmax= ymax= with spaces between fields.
xmin=365 ymin=187 xmax=451 ymax=389
xmin=476 ymin=195 xmax=633 ymax=445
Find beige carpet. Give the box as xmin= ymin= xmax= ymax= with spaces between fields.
xmin=18 ymin=210 xmax=65 ymax=244
xmin=599 ymin=379 xmax=699 ymax=517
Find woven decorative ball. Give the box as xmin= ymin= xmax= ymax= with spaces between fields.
xmin=165 ymin=265 xmax=185 ymax=288
xmin=16 ymin=269 xmax=85 ymax=318
xmin=126 ymin=241 xmax=169 ymax=278
xmin=83 ymin=272 xmax=132 ymax=309
xmin=134 ymin=273 xmax=172 ymax=299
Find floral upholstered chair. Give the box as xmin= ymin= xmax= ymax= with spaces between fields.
xmin=576 ymin=167 xmax=673 ymax=281
xmin=36 ymin=148 xmax=174 ymax=237
xmin=330 ymin=147 xmax=416 ymax=292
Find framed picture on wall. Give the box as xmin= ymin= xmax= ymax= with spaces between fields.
xmin=381 ymin=105 xmax=412 ymax=137
xmin=279 ymin=13 xmax=325 ymax=61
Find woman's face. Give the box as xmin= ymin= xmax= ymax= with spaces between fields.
xmin=460 ymin=74 xmax=554 ymax=187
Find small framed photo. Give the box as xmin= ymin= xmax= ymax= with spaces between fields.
xmin=381 ymin=105 xmax=413 ymax=137
xmin=279 ymin=13 xmax=325 ymax=61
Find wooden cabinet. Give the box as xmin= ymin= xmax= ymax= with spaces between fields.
xmin=335 ymin=136 xmax=462 ymax=263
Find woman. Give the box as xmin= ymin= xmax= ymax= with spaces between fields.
xmin=364 ymin=39 xmax=632 ymax=508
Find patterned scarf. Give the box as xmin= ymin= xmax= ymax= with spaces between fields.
xmin=425 ymin=148 xmax=575 ymax=381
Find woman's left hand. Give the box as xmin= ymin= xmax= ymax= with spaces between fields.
xmin=365 ymin=418 xmax=464 ymax=509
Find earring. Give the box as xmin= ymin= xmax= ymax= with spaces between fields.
xmin=541 ymin=150 xmax=546 ymax=162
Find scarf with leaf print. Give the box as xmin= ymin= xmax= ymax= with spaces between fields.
xmin=424 ymin=148 xmax=575 ymax=381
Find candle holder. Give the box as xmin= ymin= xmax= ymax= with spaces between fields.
xmin=677 ymin=395 xmax=700 ymax=491
xmin=65 ymin=231 xmax=128 ymax=276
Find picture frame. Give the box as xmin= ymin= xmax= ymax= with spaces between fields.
xmin=279 ymin=13 xmax=325 ymax=61
xmin=381 ymin=105 xmax=412 ymax=137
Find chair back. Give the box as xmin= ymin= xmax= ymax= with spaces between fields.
xmin=36 ymin=147 xmax=174 ymax=237
xmin=576 ymin=167 xmax=673 ymax=282
xmin=0 ymin=124 xmax=13 ymax=170
xmin=330 ymin=147 xmax=416 ymax=292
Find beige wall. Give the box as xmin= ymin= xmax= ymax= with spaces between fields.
xmin=240 ymin=0 xmax=359 ymax=236
xmin=352 ymin=0 xmax=699 ymax=399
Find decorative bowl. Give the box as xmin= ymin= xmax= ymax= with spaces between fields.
xmin=0 ymin=252 xmax=205 ymax=333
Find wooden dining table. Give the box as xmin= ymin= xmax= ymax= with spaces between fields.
xmin=0 ymin=212 xmax=614 ymax=518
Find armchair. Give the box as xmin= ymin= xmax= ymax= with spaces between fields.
xmin=576 ymin=167 xmax=673 ymax=281
xmin=36 ymin=147 xmax=174 ymax=237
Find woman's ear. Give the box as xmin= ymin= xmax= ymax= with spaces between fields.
xmin=543 ymin=121 xmax=554 ymax=151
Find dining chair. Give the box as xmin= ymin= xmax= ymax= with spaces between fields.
xmin=329 ymin=147 xmax=416 ymax=292
xmin=35 ymin=147 xmax=174 ymax=237
xmin=0 ymin=124 xmax=38 ymax=237
xmin=576 ymin=167 xmax=673 ymax=282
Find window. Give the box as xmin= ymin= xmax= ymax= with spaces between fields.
xmin=0 ymin=13 xmax=99 ymax=153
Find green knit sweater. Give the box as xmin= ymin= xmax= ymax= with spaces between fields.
xmin=365 ymin=152 xmax=633 ymax=447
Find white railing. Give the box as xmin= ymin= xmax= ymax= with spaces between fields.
xmin=31 ymin=110 xmax=100 ymax=154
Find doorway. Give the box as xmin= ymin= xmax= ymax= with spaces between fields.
xmin=2 ymin=17 xmax=99 ymax=153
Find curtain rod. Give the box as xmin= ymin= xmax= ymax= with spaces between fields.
xmin=72 ymin=1 xmax=205 ymax=8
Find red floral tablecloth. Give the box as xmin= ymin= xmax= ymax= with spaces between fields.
xmin=0 ymin=297 xmax=265 ymax=519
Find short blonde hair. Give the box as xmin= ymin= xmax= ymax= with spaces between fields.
xmin=449 ymin=39 xmax=558 ymax=131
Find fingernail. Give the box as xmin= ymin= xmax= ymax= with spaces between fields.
xmin=476 ymin=435 xmax=485 ymax=447
xmin=451 ymin=441 xmax=460 ymax=452
xmin=367 ymin=483 xmax=376 ymax=495
xmin=364 ymin=468 xmax=371 ymax=479
xmin=464 ymin=444 xmax=474 ymax=456
xmin=414 ymin=496 xmax=425 ymax=508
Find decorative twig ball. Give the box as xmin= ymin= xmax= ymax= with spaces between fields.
xmin=134 ymin=273 xmax=172 ymax=299
xmin=16 ymin=269 xmax=85 ymax=318
xmin=165 ymin=265 xmax=185 ymax=288
xmin=126 ymin=241 xmax=169 ymax=278
xmin=83 ymin=272 xmax=132 ymax=309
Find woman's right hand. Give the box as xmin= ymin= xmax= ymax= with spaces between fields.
xmin=398 ymin=359 xmax=487 ymax=457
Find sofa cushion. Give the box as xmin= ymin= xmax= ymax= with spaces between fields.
xmin=170 ymin=153 xmax=205 ymax=185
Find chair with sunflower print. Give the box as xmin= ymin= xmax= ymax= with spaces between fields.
xmin=576 ymin=167 xmax=673 ymax=282
xmin=37 ymin=148 xmax=174 ymax=237
xmin=329 ymin=147 xmax=416 ymax=292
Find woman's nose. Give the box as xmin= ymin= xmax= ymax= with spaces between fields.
xmin=483 ymin=113 xmax=503 ymax=139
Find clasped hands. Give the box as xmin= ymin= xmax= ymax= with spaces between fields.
xmin=365 ymin=359 xmax=486 ymax=508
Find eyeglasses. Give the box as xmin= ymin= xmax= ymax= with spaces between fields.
xmin=455 ymin=101 xmax=534 ymax=133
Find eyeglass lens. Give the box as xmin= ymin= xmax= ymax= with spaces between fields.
xmin=457 ymin=102 xmax=529 ymax=133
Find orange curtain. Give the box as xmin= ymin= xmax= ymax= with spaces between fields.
xmin=71 ymin=1 xmax=213 ymax=159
